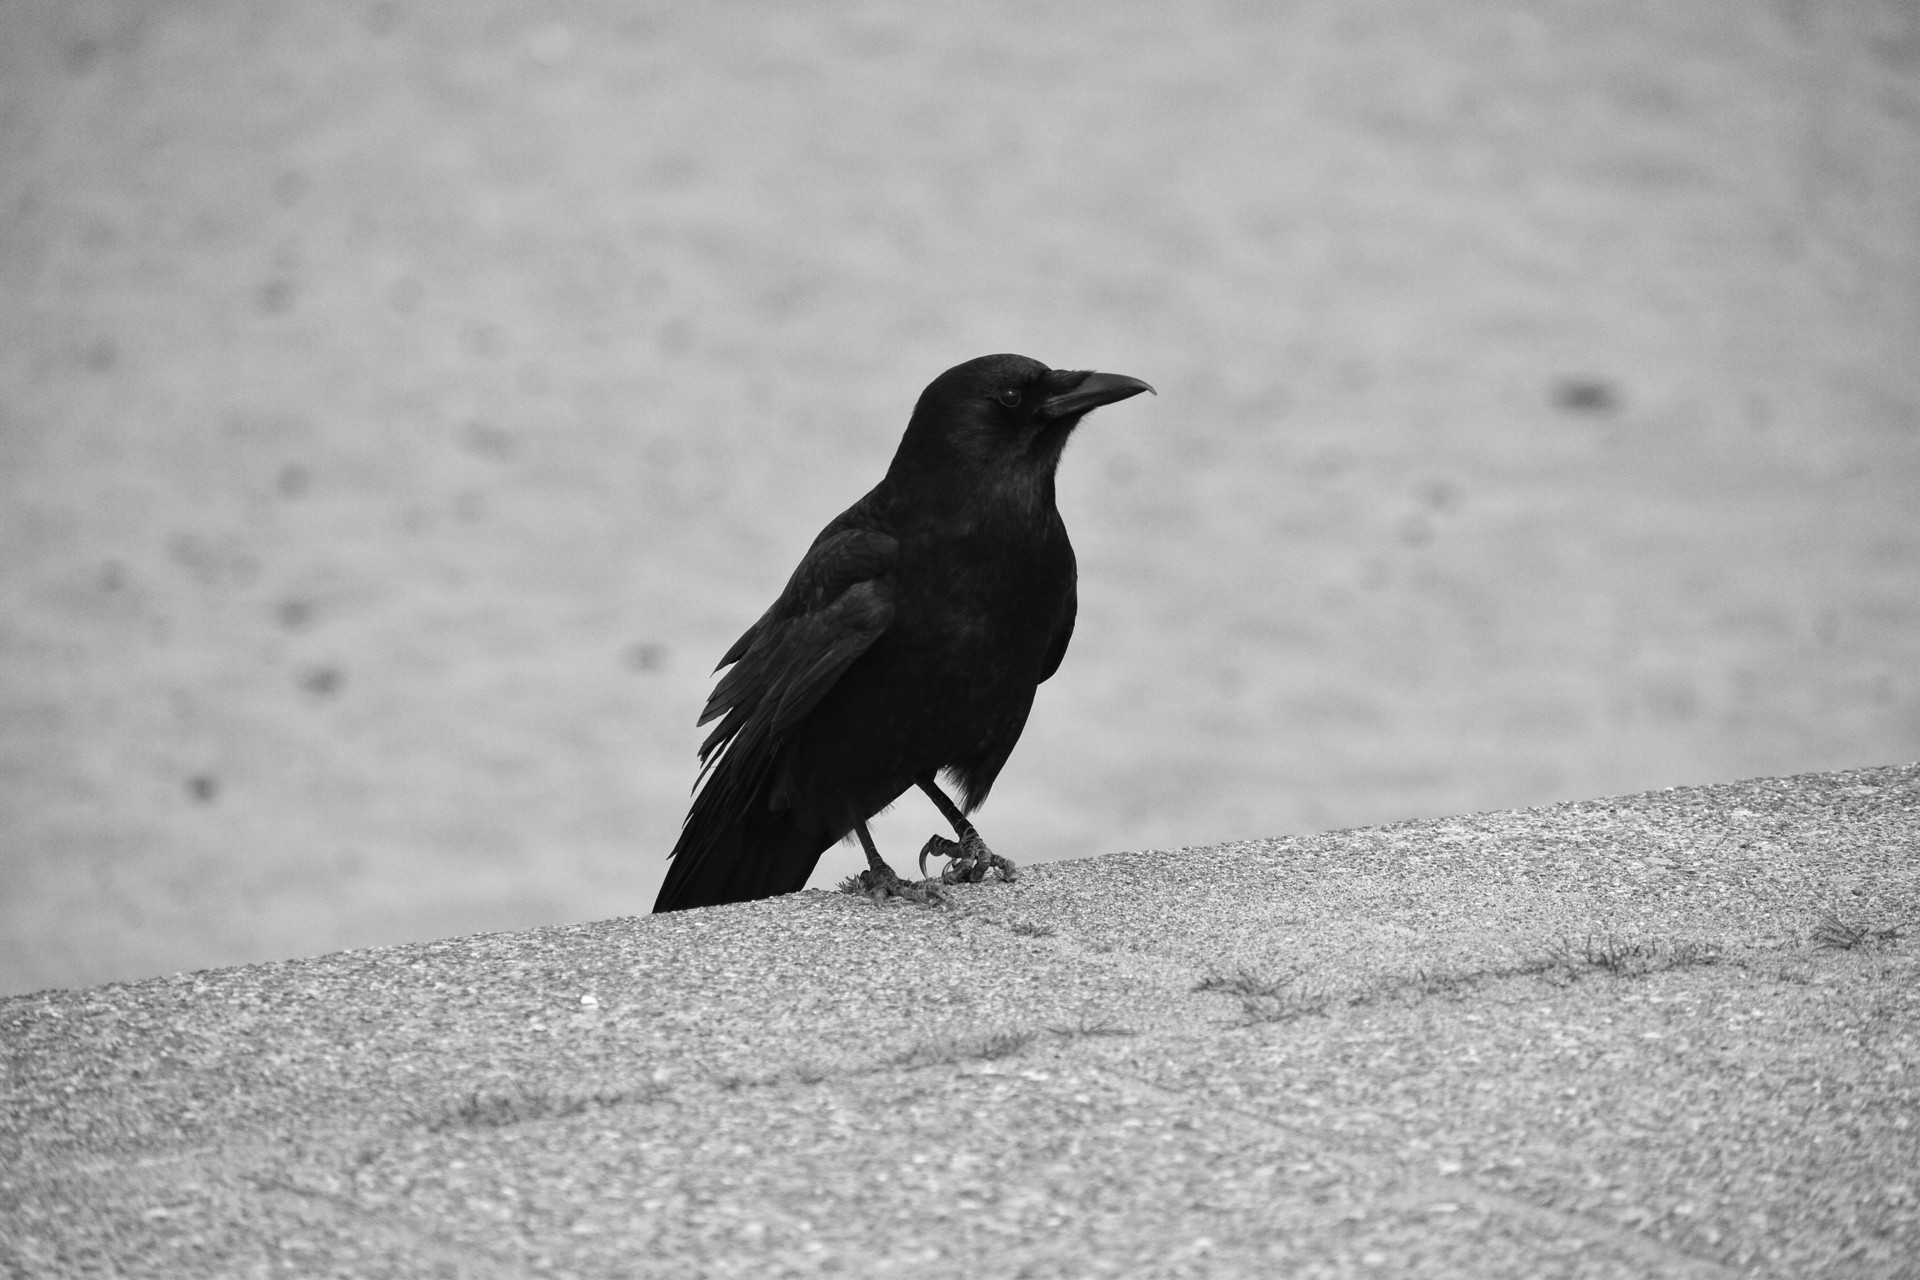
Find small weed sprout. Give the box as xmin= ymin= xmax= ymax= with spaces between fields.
xmin=1535 ymin=933 xmax=1723 ymax=979
xmin=1048 ymin=1018 xmax=1135 ymax=1039
xmin=1402 ymin=967 xmax=1495 ymax=1000
xmin=974 ymin=1029 xmax=1036 ymax=1060
xmin=1665 ymin=938 xmax=1723 ymax=968
xmin=1195 ymin=968 xmax=1328 ymax=1024
xmin=892 ymin=1028 xmax=1037 ymax=1070
xmin=1812 ymin=910 xmax=1909 ymax=950
xmin=1813 ymin=912 xmax=1870 ymax=950
xmin=1581 ymin=934 xmax=1659 ymax=974
xmin=1193 ymin=969 xmax=1296 ymax=999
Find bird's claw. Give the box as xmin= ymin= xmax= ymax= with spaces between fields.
xmin=858 ymin=865 xmax=948 ymax=908
xmin=919 ymin=834 xmax=1019 ymax=886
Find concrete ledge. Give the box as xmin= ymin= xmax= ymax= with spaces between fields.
xmin=5 ymin=765 xmax=1918 ymax=1277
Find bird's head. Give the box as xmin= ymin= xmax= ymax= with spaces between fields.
xmin=892 ymin=354 xmax=1154 ymax=495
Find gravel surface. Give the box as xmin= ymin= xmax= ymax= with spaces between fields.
xmin=4 ymin=1 xmax=1919 ymax=994
xmin=6 ymin=765 xmax=1916 ymax=1277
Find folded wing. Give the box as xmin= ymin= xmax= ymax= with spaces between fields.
xmin=694 ymin=527 xmax=899 ymax=790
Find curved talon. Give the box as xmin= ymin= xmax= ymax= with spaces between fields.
xmin=918 ymin=834 xmax=961 ymax=881
xmin=918 ymin=832 xmax=1018 ymax=886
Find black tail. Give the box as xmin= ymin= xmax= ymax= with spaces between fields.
xmin=653 ymin=795 xmax=836 ymax=912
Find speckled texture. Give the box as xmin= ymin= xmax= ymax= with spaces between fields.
xmin=6 ymin=0 xmax=1920 ymax=998
xmin=5 ymin=765 xmax=1918 ymax=1277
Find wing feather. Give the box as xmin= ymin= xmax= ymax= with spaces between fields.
xmin=694 ymin=528 xmax=898 ymax=784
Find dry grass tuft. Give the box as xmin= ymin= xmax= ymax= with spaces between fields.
xmin=891 ymin=1028 xmax=1037 ymax=1069
xmin=1811 ymin=910 xmax=1908 ymax=951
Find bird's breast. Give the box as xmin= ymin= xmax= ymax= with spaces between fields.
xmin=892 ymin=528 xmax=1070 ymax=666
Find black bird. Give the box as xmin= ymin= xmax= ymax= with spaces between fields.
xmin=653 ymin=354 xmax=1153 ymax=913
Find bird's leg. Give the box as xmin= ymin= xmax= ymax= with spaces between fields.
xmin=854 ymin=820 xmax=946 ymax=907
xmin=915 ymin=774 xmax=1018 ymax=885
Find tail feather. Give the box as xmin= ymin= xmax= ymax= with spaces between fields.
xmin=653 ymin=798 xmax=835 ymax=912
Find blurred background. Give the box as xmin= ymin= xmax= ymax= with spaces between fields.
xmin=2 ymin=0 xmax=1916 ymax=995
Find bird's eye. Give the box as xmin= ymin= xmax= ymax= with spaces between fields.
xmin=994 ymin=388 xmax=1022 ymax=408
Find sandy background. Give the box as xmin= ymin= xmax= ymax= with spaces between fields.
xmin=2 ymin=0 xmax=1916 ymax=996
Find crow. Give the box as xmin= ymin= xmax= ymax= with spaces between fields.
xmin=653 ymin=354 xmax=1153 ymax=912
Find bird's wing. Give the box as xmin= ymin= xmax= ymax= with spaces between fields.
xmin=695 ymin=528 xmax=898 ymax=776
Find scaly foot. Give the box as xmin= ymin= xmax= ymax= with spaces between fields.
xmin=919 ymin=833 xmax=1019 ymax=885
xmin=855 ymin=862 xmax=948 ymax=907
xmin=849 ymin=818 xmax=947 ymax=907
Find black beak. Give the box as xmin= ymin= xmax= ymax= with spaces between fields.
xmin=1039 ymin=371 xmax=1156 ymax=421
